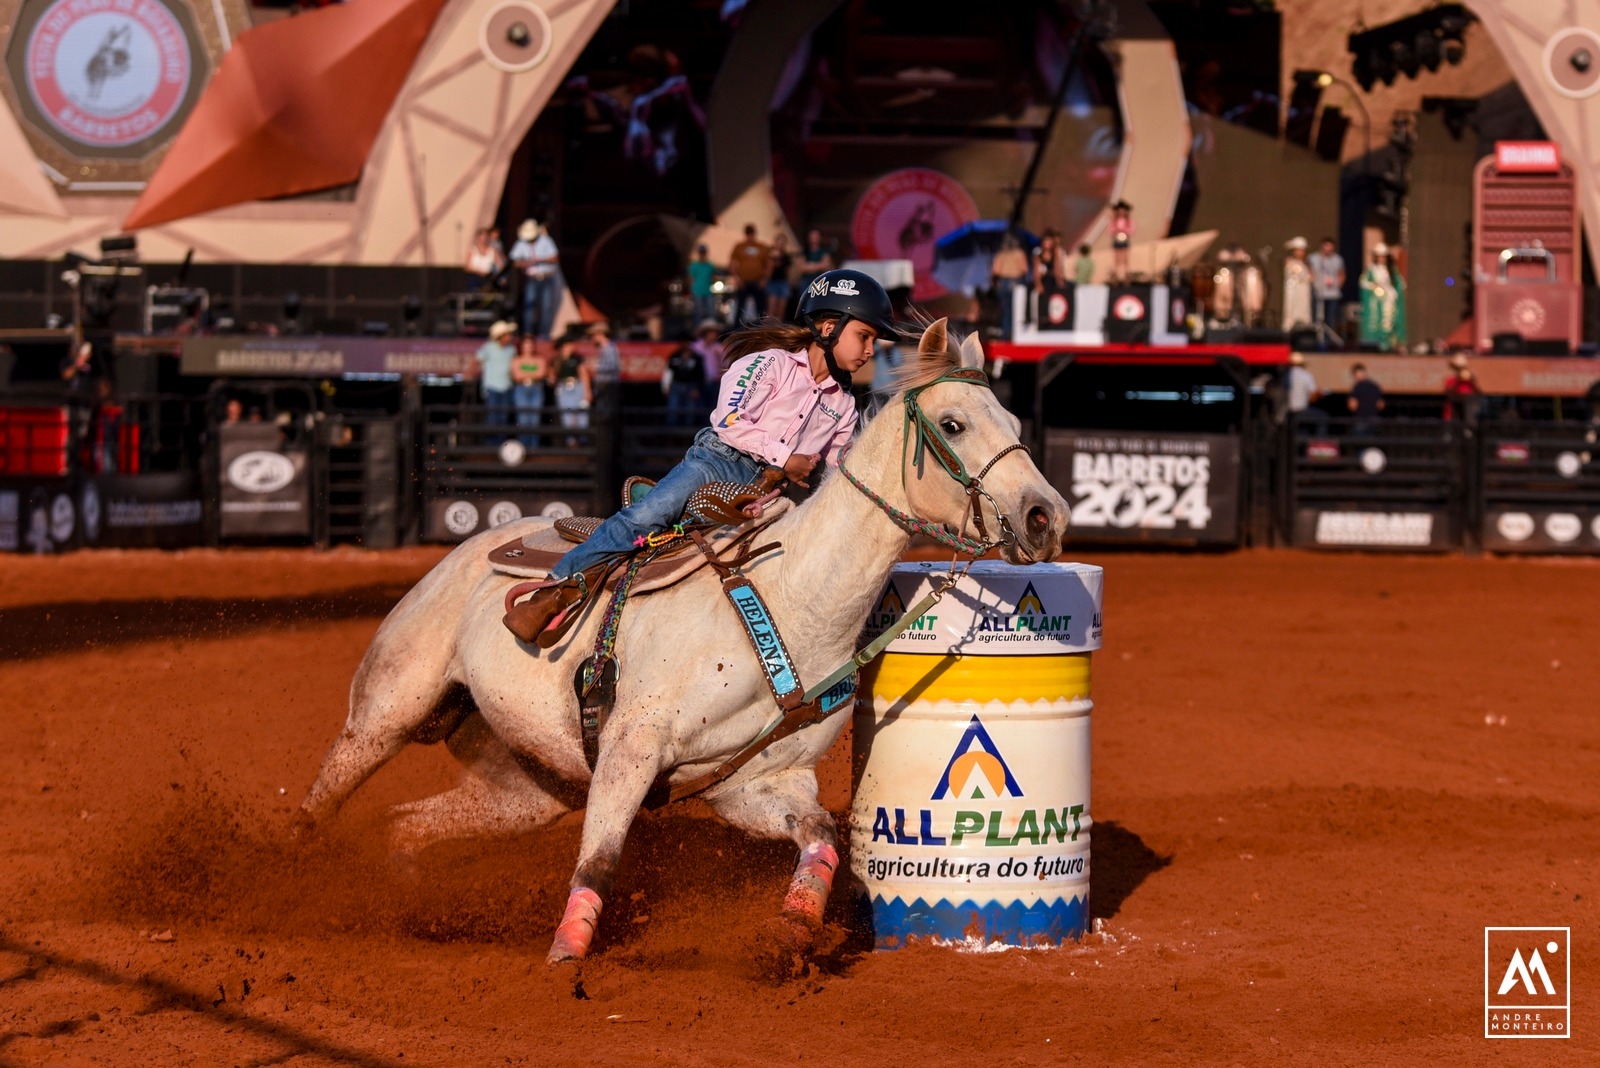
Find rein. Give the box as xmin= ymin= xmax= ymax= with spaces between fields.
xmin=840 ymin=367 xmax=1032 ymax=557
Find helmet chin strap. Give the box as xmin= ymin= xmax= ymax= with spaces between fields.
xmin=809 ymin=313 xmax=857 ymax=393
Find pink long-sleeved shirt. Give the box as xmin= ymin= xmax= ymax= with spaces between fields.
xmin=711 ymin=347 xmax=858 ymax=468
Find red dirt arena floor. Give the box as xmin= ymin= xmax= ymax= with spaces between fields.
xmin=0 ymin=546 xmax=1595 ymax=1066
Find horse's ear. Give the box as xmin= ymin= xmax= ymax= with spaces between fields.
xmin=958 ymin=332 xmax=984 ymax=370
xmin=917 ymin=318 xmax=949 ymax=356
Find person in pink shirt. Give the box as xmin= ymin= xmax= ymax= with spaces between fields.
xmin=510 ymin=269 xmax=899 ymax=637
xmin=1109 ymin=199 xmax=1134 ymax=283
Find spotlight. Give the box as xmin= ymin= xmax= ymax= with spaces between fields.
xmin=1573 ymin=48 xmax=1593 ymax=74
xmin=1348 ymin=4 xmax=1473 ymax=87
xmin=1414 ymin=29 xmax=1441 ymax=73
xmin=506 ymin=21 xmax=530 ymax=47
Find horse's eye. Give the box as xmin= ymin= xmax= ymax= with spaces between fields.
xmin=939 ymin=418 xmax=963 ymax=435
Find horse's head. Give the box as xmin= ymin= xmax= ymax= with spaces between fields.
xmin=887 ymin=319 xmax=1069 ymax=563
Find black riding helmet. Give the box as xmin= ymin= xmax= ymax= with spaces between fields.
xmin=794 ymin=268 xmax=900 ymax=391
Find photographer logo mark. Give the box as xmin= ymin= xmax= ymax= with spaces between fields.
xmin=1485 ymin=927 xmax=1569 ymax=1038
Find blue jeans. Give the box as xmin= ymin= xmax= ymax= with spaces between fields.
xmin=484 ymin=388 xmax=513 ymax=429
xmin=1316 ymin=298 xmax=1342 ymax=347
xmin=995 ymin=278 xmax=1021 ymax=338
xmin=666 ymin=380 xmax=702 ymax=426
xmin=692 ymin=293 xmax=718 ymax=324
xmin=521 ymin=275 xmax=561 ymax=339
xmin=550 ymin=426 xmax=763 ymax=578
xmin=513 ymin=382 xmax=545 ymax=448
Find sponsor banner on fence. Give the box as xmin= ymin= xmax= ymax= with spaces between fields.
xmin=0 ymin=481 xmax=80 ymax=553
xmin=218 ymin=424 xmax=310 ymax=538
xmin=181 ymin=336 xmax=676 ymax=383
xmin=83 ymin=473 xmax=205 ymax=549
xmin=1301 ymin=353 xmax=1600 ymax=397
xmin=1482 ymin=508 xmax=1600 ymax=553
xmin=1294 ymin=508 xmax=1455 ymax=550
xmin=1046 ymin=430 xmax=1240 ymax=544
xmin=424 ymin=491 xmax=593 ymax=543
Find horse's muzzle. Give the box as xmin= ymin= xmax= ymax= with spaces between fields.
xmin=1003 ymin=493 xmax=1069 ymax=563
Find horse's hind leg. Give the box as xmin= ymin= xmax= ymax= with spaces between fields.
xmin=707 ymin=769 xmax=840 ymax=937
xmin=297 ymin=610 xmax=465 ymax=830
xmin=387 ymin=712 xmax=572 ymax=853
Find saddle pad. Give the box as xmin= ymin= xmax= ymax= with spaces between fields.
xmin=487 ymin=499 xmax=793 ymax=594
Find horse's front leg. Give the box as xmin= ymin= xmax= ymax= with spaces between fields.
xmin=547 ymin=719 xmax=669 ymax=963
xmin=708 ymin=768 xmax=840 ymax=933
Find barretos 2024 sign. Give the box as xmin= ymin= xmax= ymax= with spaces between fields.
xmin=1046 ymin=430 xmax=1241 ymax=545
xmin=8 ymin=0 xmax=209 ymax=160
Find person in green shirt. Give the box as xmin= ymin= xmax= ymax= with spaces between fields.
xmin=1073 ymin=243 xmax=1096 ymax=285
xmin=687 ymin=244 xmax=720 ymax=325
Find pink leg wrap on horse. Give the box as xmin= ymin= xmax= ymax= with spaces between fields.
xmin=547 ymin=887 xmax=603 ymax=961
xmin=782 ymin=843 xmax=839 ymax=926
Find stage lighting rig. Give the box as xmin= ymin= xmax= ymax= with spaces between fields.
xmin=1348 ymin=4 xmax=1473 ymax=92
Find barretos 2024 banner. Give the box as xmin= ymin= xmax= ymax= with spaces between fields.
xmin=1045 ymin=430 xmax=1242 ymax=545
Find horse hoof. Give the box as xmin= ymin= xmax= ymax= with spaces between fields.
xmin=546 ymin=938 xmax=587 ymax=964
xmin=287 ymin=809 xmax=317 ymax=844
xmin=751 ymin=916 xmax=814 ymax=983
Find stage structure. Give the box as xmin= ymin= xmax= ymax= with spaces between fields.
xmin=0 ymin=0 xmax=615 ymax=265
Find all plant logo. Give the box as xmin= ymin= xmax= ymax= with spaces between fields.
xmin=975 ymin=579 xmax=1072 ymax=635
xmin=930 ymin=715 xmax=1023 ymax=801
xmin=867 ymin=582 xmax=905 ymax=630
xmin=1485 ymin=926 xmax=1569 ymax=1038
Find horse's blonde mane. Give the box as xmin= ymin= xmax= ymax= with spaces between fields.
xmin=886 ymin=315 xmax=967 ymax=398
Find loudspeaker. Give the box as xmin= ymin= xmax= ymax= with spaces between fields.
xmin=1490 ymin=331 xmax=1525 ymax=355
xmin=1243 ymin=327 xmax=1289 ymax=344
xmin=1314 ymin=106 xmax=1350 ymax=162
xmin=1525 ymin=339 xmax=1570 ymax=356
xmin=1206 ymin=325 xmax=1244 ymax=343
xmin=1288 ymin=327 xmax=1318 ymax=350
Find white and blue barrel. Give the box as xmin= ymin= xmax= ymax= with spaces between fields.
xmin=851 ymin=560 xmax=1103 ymax=949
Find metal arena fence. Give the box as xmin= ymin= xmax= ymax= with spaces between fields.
xmin=6 ymin=384 xmax=1600 ymax=556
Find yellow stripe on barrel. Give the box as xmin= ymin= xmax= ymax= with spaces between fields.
xmin=864 ymin=652 xmax=1092 ymax=705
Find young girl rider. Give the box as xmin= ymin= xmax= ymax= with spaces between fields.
xmin=506 ymin=268 xmax=900 ymax=643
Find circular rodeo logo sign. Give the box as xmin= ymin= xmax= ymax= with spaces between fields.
xmin=850 ymin=168 xmax=978 ymax=301
xmin=227 ymin=451 xmax=296 ymax=494
xmin=26 ymin=0 xmax=194 ymax=149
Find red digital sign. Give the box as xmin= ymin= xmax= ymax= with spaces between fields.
xmin=1495 ymin=141 xmax=1561 ymax=173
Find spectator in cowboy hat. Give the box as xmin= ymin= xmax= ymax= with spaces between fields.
xmin=510 ymin=218 xmax=562 ymax=340
xmin=1284 ymin=351 xmax=1326 ymax=433
xmin=476 ymin=320 xmax=518 ymax=431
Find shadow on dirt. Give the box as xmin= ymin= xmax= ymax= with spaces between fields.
xmin=1091 ymin=820 xmax=1170 ymax=920
xmin=0 ymin=932 xmax=407 ymax=1067
xmin=0 ymin=584 xmax=412 ymax=662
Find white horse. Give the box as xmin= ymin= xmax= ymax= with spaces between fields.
xmin=297 ymin=319 xmax=1069 ymax=965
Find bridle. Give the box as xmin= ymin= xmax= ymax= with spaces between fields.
xmin=838 ymin=367 xmax=1032 ymax=558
